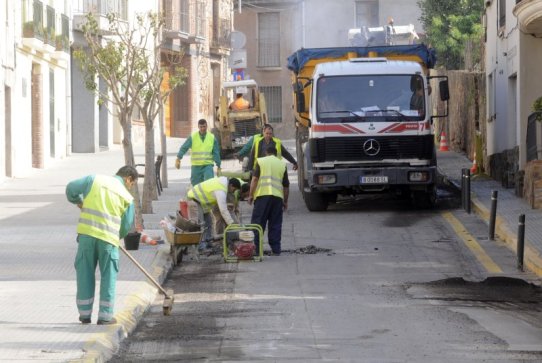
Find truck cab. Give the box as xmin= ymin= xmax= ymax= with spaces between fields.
xmin=289 ymin=45 xmax=449 ymax=211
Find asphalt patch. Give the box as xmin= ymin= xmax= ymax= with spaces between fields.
xmin=285 ymin=245 xmax=334 ymax=255
xmin=407 ymin=276 xmax=542 ymax=304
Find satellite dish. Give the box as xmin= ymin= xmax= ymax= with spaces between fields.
xmin=230 ymin=31 xmax=247 ymax=49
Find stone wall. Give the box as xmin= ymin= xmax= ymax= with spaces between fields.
xmin=524 ymin=161 xmax=542 ymax=208
xmin=431 ymin=69 xmax=486 ymax=168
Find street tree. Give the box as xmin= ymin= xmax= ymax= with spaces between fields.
xmin=133 ymin=13 xmax=187 ymax=212
xmin=417 ymin=0 xmax=484 ymax=70
xmin=74 ymin=12 xmax=186 ymax=219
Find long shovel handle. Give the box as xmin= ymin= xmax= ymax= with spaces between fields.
xmin=119 ymin=245 xmax=169 ymax=297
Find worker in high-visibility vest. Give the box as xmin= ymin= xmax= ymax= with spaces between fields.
xmin=187 ymin=177 xmax=242 ymax=249
xmin=175 ymin=119 xmax=221 ymax=186
xmin=212 ymin=177 xmax=250 ymax=238
xmin=247 ymin=124 xmax=298 ymax=172
xmin=66 ymin=165 xmax=138 ymax=325
xmin=248 ymin=144 xmax=290 ymax=256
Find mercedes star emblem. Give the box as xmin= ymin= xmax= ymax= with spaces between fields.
xmin=363 ymin=139 xmax=380 ymax=156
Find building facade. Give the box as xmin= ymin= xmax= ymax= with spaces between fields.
xmin=0 ymin=2 xmax=16 ymax=182
xmin=484 ymin=0 xmax=542 ymax=184
xmin=2 ymin=0 xmax=71 ymax=179
xmin=162 ymin=0 xmax=233 ymax=138
xmin=233 ymin=0 xmax=422 ymax=138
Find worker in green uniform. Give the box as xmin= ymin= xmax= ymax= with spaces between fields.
xmin=175 ymin=119 xmax=221 ymax=186
xmin=66 ymin=165 xmax=138 ymax=325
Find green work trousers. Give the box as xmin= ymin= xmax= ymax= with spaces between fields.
xmin=74 ymin=234 xmax=119 ymax=322
xmin=190 ymin=164 xmax=214 ymax=186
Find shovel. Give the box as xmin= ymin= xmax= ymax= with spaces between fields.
xmin=119 ymin=245 xmax=174 ymax=315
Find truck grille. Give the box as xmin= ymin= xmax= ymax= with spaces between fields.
xmin=233 ymin=119 xmax=260 ymax=139
xmin=310 ymin=135 xmax=434 ymax=163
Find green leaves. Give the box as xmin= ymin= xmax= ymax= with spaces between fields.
xmin=418 ymin=0 xmax=484 ymax=69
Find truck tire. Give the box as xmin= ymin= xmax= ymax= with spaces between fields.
xmin=303 ymin=190 xmax=329 ymax=211
xmin=411 ymin=186 xmax=437 ymax=209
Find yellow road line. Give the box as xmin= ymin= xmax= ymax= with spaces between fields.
xmin=442 ymin=212 xmax=503 ymax=274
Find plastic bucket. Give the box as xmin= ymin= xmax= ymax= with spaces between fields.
xmin=124 ymin=232 xmax=141 ymax=250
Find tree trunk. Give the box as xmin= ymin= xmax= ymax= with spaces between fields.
xmin=119 ymin=111 xmax=143 ymax=230
xmin=141 ymin=115 xmax=156 ymax=214
xmin=159 ymin=105 xmax=168 ymax=188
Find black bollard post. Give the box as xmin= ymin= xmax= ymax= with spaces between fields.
xmin=489 ymin=190 xmax=498 ymax=240
xmin=517 ymin=214 xmax=525 ymax=271
xmin=465 ymin=169 xmax=471 ymax=214
xmin=461 ymin=168 xmax=466 ymax=210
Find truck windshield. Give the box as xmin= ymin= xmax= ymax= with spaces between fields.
xmin=316 ymin=74 xmax=425 ymax=123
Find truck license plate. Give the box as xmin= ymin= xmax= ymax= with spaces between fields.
xmin=360 ymin=176 xmax=388 ymax=184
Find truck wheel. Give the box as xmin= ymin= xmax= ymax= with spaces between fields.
xmin=303 ymin=190 xmax=329 ymax=211
xmin=411 ymin=186 xmax=437 ymax=209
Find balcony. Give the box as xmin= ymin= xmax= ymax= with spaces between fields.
xmin=513 ymin=0 xmax=542 ymax=36
xmin=211 ymin=18 xmax=231 ymax=49
xmin=21 ymin=1 xmax=55 ymax=54
xmin=164 ymin=10 xmax=191 ymax=40
xmin=72 ymin=0 xmax=128 ymax=34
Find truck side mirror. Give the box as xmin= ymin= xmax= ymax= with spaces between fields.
xmin=439 ymin=80 xmax=450 ymax=101
xmin=293 ymin=82 xmax=306 ymax=112
xmin=296 ymin=90 xmax=306 ymax=113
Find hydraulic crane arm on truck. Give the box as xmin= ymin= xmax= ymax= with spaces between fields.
xmin=288 ymin=44 xmax=450 ymax=211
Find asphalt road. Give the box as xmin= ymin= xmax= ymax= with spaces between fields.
xmin=111 ymin=175 xmax=542 ymax=362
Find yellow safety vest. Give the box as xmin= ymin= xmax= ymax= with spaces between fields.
xmin=187 ymin=177 xmax=227 ymax=212
xmin=77 ymin=175 xmax=133 ymax=246
xmin=191 ymin=131 xmax=215 ymax=166
xmin=252 ymin=136 xmax=282 ymax=169
xmin=254 ymin=156 xmax=286 ymax=200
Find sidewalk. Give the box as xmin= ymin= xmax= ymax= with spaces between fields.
xmin=0 ymin=138 xmax=187 ymax=362
xmin=437 ymin=150 xmax=542 ymax=278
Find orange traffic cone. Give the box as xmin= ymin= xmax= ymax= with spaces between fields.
xmin=439 ymin=131 xmax=449 ymax=152
xmin=470 ymin=152 xmax=478 ymax=174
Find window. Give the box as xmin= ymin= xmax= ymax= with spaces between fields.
xmin=498 ymin=0 xmax=506 ymax=29
xmin=258 ymin=12 xmax=280 ymax=67
xmin=195 ymin=0 xmax=205 ymax=38
xmin=261 ymin=86 xmax=282 ymax=122
xmin=180 ymin=0 xmax=189 ymax=33
xmin=355 ymin=1 xmax=378 ymax=28
xmin=487 ymin=71 xmax=495 ymax=121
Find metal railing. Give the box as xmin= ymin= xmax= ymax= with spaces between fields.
xmin=73 ymin=0 xmax=128 ymax=20
xmin=45 ymin=5 xmax=55 ymax=46
xmin=22 ymin=0 xmax=44 ymax=41
xmin=212 ymin=18 xmax=231 ymax=48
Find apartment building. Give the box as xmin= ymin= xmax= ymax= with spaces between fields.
xmin=0 ymin=2 xmax=16 ymax=182
xmin=161 ymin=0 xmax=233 ymax=138
xmin=233 ymin=0 xmax=422 ymax=138
xmin=3 ymin=0 xmax=71 ymax=178
xmin=0 ymin=0 xmax=233 ymax=180
xmin=484 ymin=0 xmax=542 ymax=184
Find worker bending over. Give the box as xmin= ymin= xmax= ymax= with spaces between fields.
xmin=248 ymin=145 xmax=289 ymax=256
xmin=187 ymin=177 xmax=241 ymax=250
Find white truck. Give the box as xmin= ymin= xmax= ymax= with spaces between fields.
xmin=288 ymin=44 xmax=449 ymax=211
